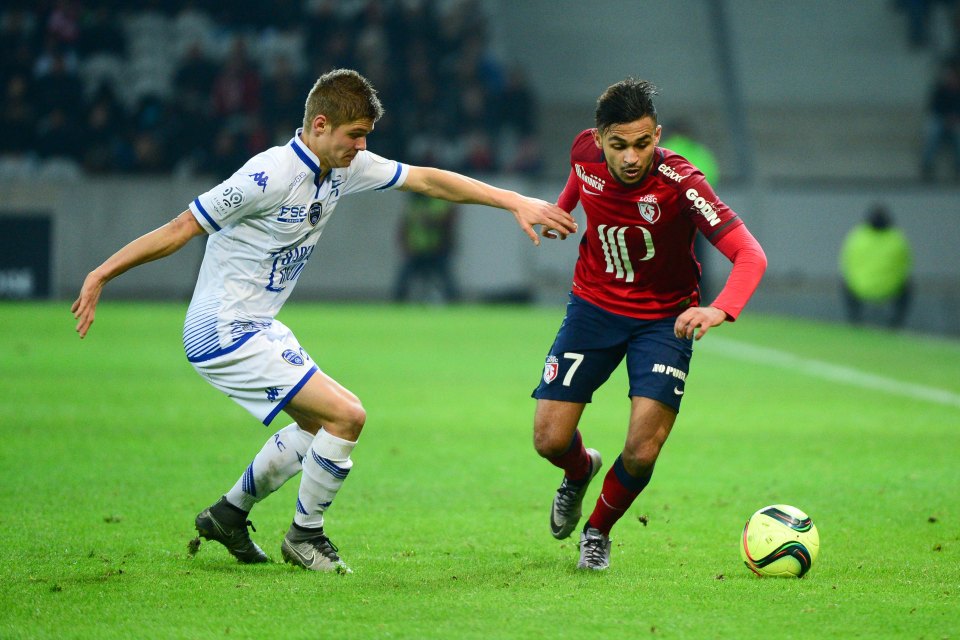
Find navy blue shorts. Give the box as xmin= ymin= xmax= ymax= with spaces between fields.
xmin=532 ymin=294 xmax=694 ymax=412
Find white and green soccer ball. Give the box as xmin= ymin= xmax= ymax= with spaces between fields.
xmin=740 ymin=504 xmax=820 ymax=578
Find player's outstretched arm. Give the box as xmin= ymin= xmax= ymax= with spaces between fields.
xmin=72 ymin=210 xmax=206 ymax=338
xmin=400 ymin=166 xmax=578 ymax=245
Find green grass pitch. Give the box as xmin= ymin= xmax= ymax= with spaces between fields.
xmin=1 ymin=302 xmax=958 ymax=639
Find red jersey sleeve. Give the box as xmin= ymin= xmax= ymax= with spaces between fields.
xmin=708 ymin=223 xmax=767 ymax=320
xmin=557 ymin=168 xmax=580 ymax=212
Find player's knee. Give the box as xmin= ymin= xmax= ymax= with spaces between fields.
xmin=533 ymin=428 xmax=569 ymax=459
xmin=622 ymin=441 xmax=661 ymax=471
xmin=337 ymin=399 xmax=366 ymax=440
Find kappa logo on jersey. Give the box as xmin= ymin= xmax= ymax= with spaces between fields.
xmin=637 ymin=202 xmax=661 ymax=224
xmin=308 ymin=201 xmax=323 ymax=226
xmin=265 ymin=386 xmax=282 ymax=402
xmin=575 ymin=164 xmax=606 ymax=192
xmin=658 ymin=163 xmax=686 ymax=182
xmin=685 ymin=188 xmax=721 ymax=226
xmin=281 ymin=349 xmax=305 ymax=366
xmin=543 ymin=355 xmax=559 ymax=384
xmin=249 ymin=171 xmax=269 ymax=192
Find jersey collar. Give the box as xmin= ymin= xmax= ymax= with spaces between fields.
xmin=290 ymin=128 xmax=330 ymax=198
xmin=290 ymin=128 xmax=322 ymax=176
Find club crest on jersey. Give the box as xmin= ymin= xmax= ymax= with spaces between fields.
xmin=308 ymin=201 xmax=323 ymax=226
xmin=282 ymin=349 xmax=305 ymax=366
xmin=543 ymin=355 xmax=559 ymax=384
xmin=637 ymin=202 xmax=661 ymax=224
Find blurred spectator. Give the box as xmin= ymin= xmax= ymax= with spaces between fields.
xmin=81 ymin=83 xmax=129 ymax=173
xmin=894 ymin=0 xmax=934 ymax=49
xmin=35 ymin=107 xmax=84 ymax=161
xmin=32 ymin=43 xmax=83 ymax=119
xmin=0 ymin=73 xmax=37 ymax=157
xmin=212 ymin=39 xmax=262 ymax=123
xmin=393 ymin=193 xmax=460 ymax=303
xmin=920 ymin=57 xmax=960 ymax=181
xmin=661 ymin=118 xmax=719 ymax=183
xmin=76 ymin=5 xmax=125 ymax=57
xmin=0 ymin=1 xmax=541 ymax=180
xmin=839 ymin=205 xmax=913 ymax=328
xmin=261 ymin=54 xmax=306 ymax=141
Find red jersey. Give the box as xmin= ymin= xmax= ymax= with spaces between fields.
xmin=559 ymin=129 xmax=743 ymax=319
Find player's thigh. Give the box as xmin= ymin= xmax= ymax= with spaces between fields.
xmin=533 ymin=398 xmax=587 ymax=456
xmin=625 ymin=317 xmax=693 ymax=413
xmin=532 ymin=296 xmax=629 ymax=404
xmin=284 ymin=370 xmax=366 ymax=440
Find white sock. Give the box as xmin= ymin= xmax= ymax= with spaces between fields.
xmin=293 ymin=428 xmax=356 ymax=529
xmin=225 ymin=423 xmax=314 ymax=512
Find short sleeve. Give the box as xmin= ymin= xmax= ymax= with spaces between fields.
xmin=189 ymin=155 xmax=283 ymax=233
xmin=339 ymin=150 xmax=408 ymax=196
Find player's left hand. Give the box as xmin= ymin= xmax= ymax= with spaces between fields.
xmin=513 ymin=198 xmax=578 ymax=245
xmin=674 ymin=306 xmax=727 ymax=341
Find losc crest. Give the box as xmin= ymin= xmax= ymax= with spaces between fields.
xmin=543 ymin=355 xmax=559 ymax=384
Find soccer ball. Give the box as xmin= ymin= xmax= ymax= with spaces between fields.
xmin=740 ymin=504 xmax=819 ymax=578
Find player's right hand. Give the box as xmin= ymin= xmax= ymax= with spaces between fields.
xmin=71 ymin=273 xmax=105 ymax=339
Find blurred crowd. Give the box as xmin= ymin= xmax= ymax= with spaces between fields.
xmin=893 ymin=0 xmax=960 ymax=181
xmin=0 ymin=0 xmax=544 ymax=180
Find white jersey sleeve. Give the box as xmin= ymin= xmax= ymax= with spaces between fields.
xmin=339 ymin=150 xmax=409 ymax=196
xmin=189 ymin=154 xmax=285 ymax=233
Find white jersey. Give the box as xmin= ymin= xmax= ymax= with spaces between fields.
xmin=183 ymin=130 xmax=408 ymax=363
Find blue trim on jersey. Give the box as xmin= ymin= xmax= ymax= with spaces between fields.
xmin=375 ymin=163 xmax=404 ymax=190
xmin=192 ymin=198 xmax=221 ymax=232
xmin=186 ymin=330 xmax=258 ymax=363
xmin=290 ymin=137 xmax=320 ymax=174
xmin=289 ymin=134 xmax=327 ymax=197
xmin=262 ymin=364 xmax=319 ymax=425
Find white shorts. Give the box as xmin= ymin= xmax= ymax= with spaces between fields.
xmin=190 ymin=320 xmax=318 ymax=425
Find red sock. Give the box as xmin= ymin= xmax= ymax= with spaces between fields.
xmin=546 ymin=430 xmax=591 ymax=483
xmin=587 ymin=455 xmax=652 ymax=536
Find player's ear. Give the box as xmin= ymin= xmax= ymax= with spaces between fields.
xmin=593 ymin=129 xmax=602 ymax=149
xmin=654 ymin=125 xmax=662 ymax=145
xmin=312 ymin=114 xmax=328 ymax=134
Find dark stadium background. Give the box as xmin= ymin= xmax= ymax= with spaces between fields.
xmin=1 ymin=0 xmax=957 ymax=335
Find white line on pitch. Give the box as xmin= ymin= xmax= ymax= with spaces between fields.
xmin=701 ymin=337 xmax=960 ymax=409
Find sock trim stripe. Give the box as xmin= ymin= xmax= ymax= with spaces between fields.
xmin=310 ymin=449 xmax=350 ymax=479
xmin=241 ymin=463 xmax=256 ymax=496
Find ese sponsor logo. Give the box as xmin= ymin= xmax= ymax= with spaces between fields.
xmin=685 ymin=188 xmax=721 ymax=226
xmin=277 ymin=204 xmax=308 ymax=223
